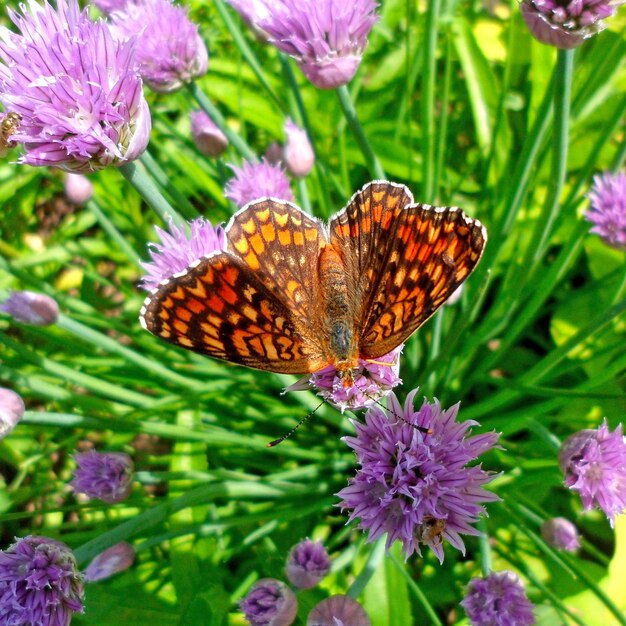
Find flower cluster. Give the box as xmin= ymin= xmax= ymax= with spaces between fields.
xmin=461 ymin=570 xmax=535 ymax=626
xmin=520 ymin=0 xmax=617 ymax=49
xmin=585 ymin=171 xmax=626 ymax=250
xmin=287 ymin=346 xmax=403 ymax=412
xmin=108 ymin=0 xmax=208 ymax=93
xmin=225 ymin=158 xmax=294 ymax=207
xmin=559 ymin=420 xmax=626 ymax=526
xmin=0 ymin=536 xmax=84 ymax=626
xmin=0 ymin=0 xmax=150 ymax=172
xmin=71 ymin=450 xmax=134 ymax=503
xmin=260 ymin=0 xmax=379 ymax=89
xmin=141 ymin=217 xmax=226 ymax=291
xmin=227 ymin=0 xmax=379 ymax=89
xmin=337 ymin=390 xmax=500 ymax=562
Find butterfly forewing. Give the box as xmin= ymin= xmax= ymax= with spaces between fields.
xmin=140 ymin=251 xmax=326 ymax=374
xmin=226 ymin=199 xmax=327 ymax=330
xmin=357 ymin=203 xmax=487 ymax=358
xmin=329 ymin=181 xmax=414 ymax=301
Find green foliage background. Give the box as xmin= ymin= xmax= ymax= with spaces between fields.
xmin=0 ymin=0 xmax=625 ymax=624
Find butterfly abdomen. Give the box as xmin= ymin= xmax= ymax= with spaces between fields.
xmin=319 ymin=244 xmax=358 ymax=366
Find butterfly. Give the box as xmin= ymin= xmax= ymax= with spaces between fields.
xmin=139 ymin=181 xmax=487 ymax=384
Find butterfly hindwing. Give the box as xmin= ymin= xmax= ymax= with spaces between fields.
xmin=140 ymin=252 xmax=326 ymax=374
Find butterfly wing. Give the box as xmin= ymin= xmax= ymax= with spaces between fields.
xmin=225 ymin=198 xmax=328 ymax=327
xmin=330 ymin=182 xmax=486 ymax=359
xmin=139 ymin=252 xmax=327 ymax=374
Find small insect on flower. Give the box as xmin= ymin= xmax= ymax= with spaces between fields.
xmin=0 ymin=112 xmax=21 ymax=157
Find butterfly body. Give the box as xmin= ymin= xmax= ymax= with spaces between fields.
xmin=140 ymin=181 xmax=487 ymax=383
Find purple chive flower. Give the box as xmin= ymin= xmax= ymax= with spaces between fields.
xmin=559 ymin=420 xmax=626 ymax=527
xmin=64 ymin=173 xmax=94 ymax=205
xmin=0 ymin=387 xmax=25 ymax=440
xmin=91 ymin=0 xmax=130 ymax=14
xmin=84 ymin=542 xmax=135 ymax=582
xmin=307 ymin=595 xmax=371 ymax=626
xmin=461 ymin=570 xmax=535 ymax=626
xmin=258 ymin=0 xmax=380 ymax=89
xmin=285 ymin=538 xmax=331 ymax=589
xmin=283 ymin=118 xmax=314 ymax=178
xmin=109 ymin=0 xmax=208 ymax=94
xmin=140 ymin=217 xmax=226 ymax=291
xmin=520 ymin=0 xmax=617 ymax=49
xmin=225 ymin=158 xmax=294 ymax=208
xmin=71 ymin=450 xmax=134 ymax=503
xmin=286 ymin=345 xmax=403 ymax=412
xmin=0 ymin=290 xmax=59 ymax=325
xmin=540 ymin=517 xmax=581 ymax=552
xmin=0 ymin=0 xmax=151 ymax=172
xmin=337 ymin=389 xmax=500 ymax=562
xmin=190 ymin=110 xmax=228 ymax=158
xmin=585 ymin=171 xmax=626 ymax=250
xmin=0 ymin=535 xmax=84 ymax=626
xmin=240 ymin=578 xmax=298 ymax=626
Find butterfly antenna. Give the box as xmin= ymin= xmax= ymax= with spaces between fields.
xmin=267 ymin=401 xmax=326 ymax=448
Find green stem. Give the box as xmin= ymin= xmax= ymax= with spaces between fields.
xmin=336 ymin=84 xmax=385 ymax=180
xmin=119 ymin=161 xmax=184 ymax=227
xmin=433 ymin=30 xmax=453 ymax=199
xmin=529 ymin=48 xmax=574 ymax=266
xmin=296 ymin=178 xmax=311 ymax=214
xmin=85 ymin=200 xmax=142 ymax=266
xmin=347 ymin=538 xmax=385 ymax=599
xmin=187 ymin=82 xmax=256 ymax=161
xmin=140 ymin=151 xmax=198 ymax=220
xmin=421 ymin=0 xmax=441 ymax=202
xmin=212 ymin=0 xmax=286 ymax=114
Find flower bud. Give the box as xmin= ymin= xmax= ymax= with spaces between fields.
xmin=0 ymin=387 xmax=25 ymax=440
xmin=283 ymin=119 xmax=314 ymax=178
xmin=540 ymin=518 xmax=580 ymax=552
xmin=84 ymin=542 xmax=135 ymax=582
xmin=307 ymin=595 xmax=371 ymax=626
xmin=0 ymin=291 xmax=59 ymax=326
xmin=285 ymin=538 xmax=331 ymax=589
xmin=190 ymin=111 xmax=228 ymax=157
xmin=240 ymin=578 xmax=298 ymax=626
xmin=64 ymin=173 xmax=94 ymax=205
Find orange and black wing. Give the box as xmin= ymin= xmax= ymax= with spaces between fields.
xmin=330 ymin=181 xmax=486 ymax=359
xmin=139 ymin=252 xmax=326 ymax=374
xmin=225 ymin=198 xmax=328 ymax=327
xmin=357 ymin=204 xmax=486 ymax=357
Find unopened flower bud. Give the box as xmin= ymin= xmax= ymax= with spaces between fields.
xmin=285 ymin=538 xmax=331 ymax=589
xmin=84 ymin=542 xmax=135 ymax=582
xmin=540 ymin=518 xmax=580 ymax=552
xmin=190 ymin=111 xmax=228 ymax=157
xmin=283 ymin=119 xmax=314 ymax=178
xmin=307 ymin=595 xmax=371 ymax=626
xmin=240 ymin=578 xmax=298 ymax=626
xmin=0 ymin=387 xmax=25 ymax=439
xmin=64 ymin=173 xmax=94 ymax=205
xmin=0 ymin=291 xmax=59 ymax=326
